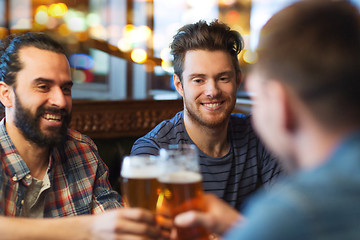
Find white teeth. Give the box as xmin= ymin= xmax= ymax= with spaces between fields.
xmin=203 ymin=103 xmax=220 ymax=108
xmin=43 ymin=113 xmax=61 ymax=121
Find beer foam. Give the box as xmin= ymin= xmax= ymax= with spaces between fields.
xmin=121 ymin=166 xmax=162 ymax=178
xmin=158 ymin=171 xmax=202 ymax=183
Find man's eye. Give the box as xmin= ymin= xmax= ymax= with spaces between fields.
xmin=38 ymin=85 xmax=49 ymax=90
xmin=220 ymin=76 xmax=230 ymax=82
xmin=193 ymin=79 xmax=203 ymax=84
xmin=62 ymin=87 xmax=72 ymax=95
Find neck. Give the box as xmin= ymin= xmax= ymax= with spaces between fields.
xmin=5 ymin=120 xmax=50 ymax=179
xmin=183 ymin=113 xmax=230 ymax=158
xmin=294 ymin=121 xmax=352 ymax=171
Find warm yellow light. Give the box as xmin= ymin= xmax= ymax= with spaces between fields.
xmin=123 ymin=25 xmax=152 ymax=45
xmin=0 ymin=27 xmax=8 ymax=39
xmin=131 ymin=49 xmax=147 ymax=63
xmin=243 ymin=49 xmax=258 ymax=64
xmin=36 ymin=5 xmax=48 ymax=13
xmin=123 ymin=24 xmax=135 ymax=37
xmin=137 ymin=25 xmax=152 ymax=40
xmin=161 ymin=60 xmax=174 ymax=73
xmin=48 ymin=3 xmax=68 ymax=17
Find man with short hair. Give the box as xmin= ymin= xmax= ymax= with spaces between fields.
xmin=131 ymin=20 xmax=283 ymax=211
xmin=174 ymin=1 xmax=360 ymax=239
xmin=0 ymin=32 xmax=161 ymax=239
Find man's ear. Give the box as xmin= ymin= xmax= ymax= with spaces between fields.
xmin=267 ymin=80 xmax=297 ymax=134
xmin=173 ymin=74 xmax=184 ymax=97
xmin=0 ymin=81 xmax=13 ymax=108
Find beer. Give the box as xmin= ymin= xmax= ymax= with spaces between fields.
xmin=158 ymin=171 xmax=209 ymax=240
xmin=121 ymin=156 xmax=162 ymax=211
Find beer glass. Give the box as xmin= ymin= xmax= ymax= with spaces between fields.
xmin=157 ymin=144 xmax=210 ymax=240
xmin=121 ymin=155 xmax=162 ymax=212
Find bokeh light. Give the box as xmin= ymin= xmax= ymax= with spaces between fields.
xmin=131 ymin=48 xmax=147 ymax=63
xmin=89 ymin=24 xmax=107 ymax=40
xmin=64 ymin=9 xmax=87 ymax=32
xmin=48 ymin=3 xmax=68 ymax=17
xmin=243 ymin=49 xmax=258 ymax=64
xmin=161 ymin=60 xmax=174 ymax=73
xmin=35 ymin=9 xmax=49 ymax=25
xmin=86 ymin=13 xmax=101 ymax=27
xmin=69 ymin=54 xmax=95 ymax=70
xmin=117 ymin=38 xmax=132 ymax=52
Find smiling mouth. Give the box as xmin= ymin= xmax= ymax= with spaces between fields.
xmin=43 ymin=113 xmax=62 ymax=122
xmin=202 ymin=102 xmax=222 ymax=108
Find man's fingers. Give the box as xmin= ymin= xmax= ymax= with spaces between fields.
xmin=119 ymin=208 xmax=157 ymax=224
xmin=114 ymin=217 xmax=160 ymax=238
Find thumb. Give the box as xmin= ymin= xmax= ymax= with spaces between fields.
xmin=174 ymin=211 xmax=210 ymax=229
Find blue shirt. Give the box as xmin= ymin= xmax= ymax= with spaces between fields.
xmin=225 ymin=131 xmax=360 ymax=239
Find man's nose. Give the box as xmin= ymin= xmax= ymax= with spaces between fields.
xmin=205 ymin=80 xmax=221 ymax=98
xmin=48 ymin=87 xmax=67 ymax=108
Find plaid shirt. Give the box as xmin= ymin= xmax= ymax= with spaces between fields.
xmin=0 ymin=118 xmax=122 ymax=217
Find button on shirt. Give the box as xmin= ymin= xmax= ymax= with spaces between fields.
xmin=0 ymin=118 xmax=122 ymax=217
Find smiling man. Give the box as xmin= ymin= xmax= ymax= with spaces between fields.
xmin=131 ymin=20 xmax=283 ymax=211
xmin=0 ymin=32 xmax=162 ymax=240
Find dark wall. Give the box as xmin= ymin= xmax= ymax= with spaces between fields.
xmin=93 ymin=137 xmax=139 ymax=194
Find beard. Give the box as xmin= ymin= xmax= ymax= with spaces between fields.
xmin=183 ymin=96 xmax=234 ymax=129
xmin=14 ymin=92 xmax=71 ymax=148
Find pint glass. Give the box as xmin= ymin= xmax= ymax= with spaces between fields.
xmin=157 ymin=144 xmax=209 ymax=240
xmin=121 ymin=155 xmax=162 ymax=212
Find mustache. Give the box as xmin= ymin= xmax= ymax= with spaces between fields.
xmin=36 ymin=107 xmax=70 ymax=119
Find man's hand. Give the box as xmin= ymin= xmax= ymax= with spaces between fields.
xmin=174 ymin=194 xmax=244 ymax=236
xmin=92 ymin=208 xmax=163 ymax=240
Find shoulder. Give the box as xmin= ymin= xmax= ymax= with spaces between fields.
xmin=131 ymin=111 xmax=188 ymax=154
xmin=146 ymin=111 xmax=184 ymax=138
xmin=66 ymin=128 xmax=98 ymax=151
xmin=53 ymin=129 xmax=100 ymax=167
xmin=226 ymin=179 xmax=313 ymax=240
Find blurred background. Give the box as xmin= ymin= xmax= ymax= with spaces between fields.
xmin=0 ymin=0 xmax=332 ymax=101
xmin=1 ymin=0 xmax=359 ymax=191
xmin=1 ymin=0 xmax=359 ymax=100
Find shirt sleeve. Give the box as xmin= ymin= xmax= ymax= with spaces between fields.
xmin=130 ymin=137 xmax=161 ymax=156
xmin=91 ymin=156 xmax=122 ymax=214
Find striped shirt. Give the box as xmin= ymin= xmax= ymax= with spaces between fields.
xmin=131 ymin=111 xmax=283 ymax=211
xmin=0 ymin=118 xmax=121 ymax=217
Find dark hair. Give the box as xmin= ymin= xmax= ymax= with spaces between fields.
xmin=0 ymin=32 xmax=66 ymax=88
xmin=170 ymin=19 xmax=244 ymax=82
xmin=257 ymin=0 xmax=360 ymax=128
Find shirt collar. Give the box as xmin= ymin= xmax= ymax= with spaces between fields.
xmin=0 ymin=118 xmax=31 ymax=182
